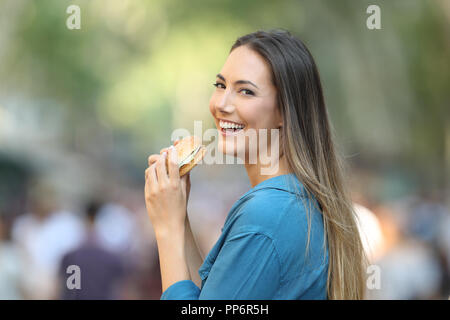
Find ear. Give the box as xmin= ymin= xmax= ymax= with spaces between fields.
xmin=277 ymin=115 xmax=283 ymax=129
xmin=275 ymin=106 xmax=283 ymax=129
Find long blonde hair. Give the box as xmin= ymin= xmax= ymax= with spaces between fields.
xmin=231 ymin=29 xmax=368 ymax=299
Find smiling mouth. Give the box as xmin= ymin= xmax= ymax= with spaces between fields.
xmin=218 ymin=119 xmax=246 ymax=135
xmin=220 ymin=127 xmax=245 ymax=134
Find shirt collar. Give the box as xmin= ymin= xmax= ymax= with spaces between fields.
xmin=238 ymin=173 xmax=308 ymax=201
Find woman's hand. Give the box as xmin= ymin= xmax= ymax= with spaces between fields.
xmin=145 ymin=145 xmax=189 ymax=237
xmin=158 ymin=140 xmax=191 ymax=203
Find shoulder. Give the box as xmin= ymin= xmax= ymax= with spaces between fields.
xmin=226 ymin=187 xmax=328 ymax=283
xmin=229 ymin=187 xmax=320 ymax=241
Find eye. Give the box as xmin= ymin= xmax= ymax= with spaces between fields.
xmin=213 ymin=82 xmax=225 ymax=89
xmin=239 ymin=88 xmax=254 ymax=96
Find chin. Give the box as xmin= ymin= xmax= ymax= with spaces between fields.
xmin=218 ymin=135 xmax=247 ymax=161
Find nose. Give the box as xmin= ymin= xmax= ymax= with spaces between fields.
xmin=215 ymin=90 xmax=235 ymax=114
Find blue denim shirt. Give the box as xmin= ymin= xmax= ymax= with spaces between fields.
xmin=161 ymin=173 xmax=329 ymax=300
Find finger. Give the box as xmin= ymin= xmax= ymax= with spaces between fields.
xmin=180 ymin=172 xmax=189 ymax=195
xmin=173 ymin=139 xmax=180 ymax=146
xmin=182 ymin=171 xmax=190 ymax=185
xmin=156 ymin=151 xmax=169 ymax=185
xmin=159 ymin=147 xmax=170 ymax=155
xmin=146 ymin=165 xmax=158 ymax=194
xmin=180 ymin=172 xmax=188 ymax=185
xmin=168 ymin=145 xmax=179 ymax=181
xmin=148 ymin=154 xmax=161 ymax=167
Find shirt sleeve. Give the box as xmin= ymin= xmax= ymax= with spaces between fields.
xmin=199 ymin=232 xmax=281 ymax=299
xmin=160 ymin=280 xmax=201 ymax=300
xmin=160 ymin=231 xmax=281 ymax=300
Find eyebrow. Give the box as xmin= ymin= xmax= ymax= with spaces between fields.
xmin=216 ymin=73 xmax=259 ymax=89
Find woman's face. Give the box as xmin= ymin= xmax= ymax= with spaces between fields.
xmin=209 ymin=45 xmax=282 ymax=161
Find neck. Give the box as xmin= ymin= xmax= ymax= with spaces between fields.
xmin=244 ymin=154 xmax=292 ymax=188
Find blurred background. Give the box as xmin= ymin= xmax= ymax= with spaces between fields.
xmin=0 ymin=0 xmax=448 ymax=299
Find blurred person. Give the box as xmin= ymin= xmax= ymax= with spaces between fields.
xmin=145 ymin=30 xmax=367 ymax=300
xmin=0 ymin=215 xmax=25 ymax=299
xmin=120 ymin=241 xmax=162 ymax=300
xmin=58 ymin=200 xmax=126 ymax=300
xmin=436 ymin=211 xmax=450 ymax=297
xmin=11 ymin=181 xmax=84 ymax=299
xmin=93 ymin=202 xmax=136 ymax=254
xmin=349 ymin=178 xmax=385 ymax=262
xmin=366 ymin=238 xmax=442 ymax=299
xmin=353 ymin=203 xmax=384 ymax=263
xmin=366 ymin=204 xmax=444 ymax=299
xmin=118 ymin=195 xmax=163 ymax=299
xmin=387 ymin=190 xmax=450 ymax=298
xmin=407 ymin=189 xmax=448 ymax=245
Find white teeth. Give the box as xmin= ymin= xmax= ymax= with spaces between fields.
xmin=219 ymin=120 xmax=245 ymax=130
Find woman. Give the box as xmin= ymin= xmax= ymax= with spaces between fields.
xmin=145 ymin=29 xmax=367 ymax=300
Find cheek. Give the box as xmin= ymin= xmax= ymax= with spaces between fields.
xmin=208 ymin=95 xmax=216 ymax=116
xmin=241 ymin=100 xmax=278 ymax=129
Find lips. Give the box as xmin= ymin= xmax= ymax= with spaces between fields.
xmin=217 ymin=118 xmax=246 ymax=136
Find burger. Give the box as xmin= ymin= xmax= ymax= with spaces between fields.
xmin=166 ymin=136 xmax=206 ymax=177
